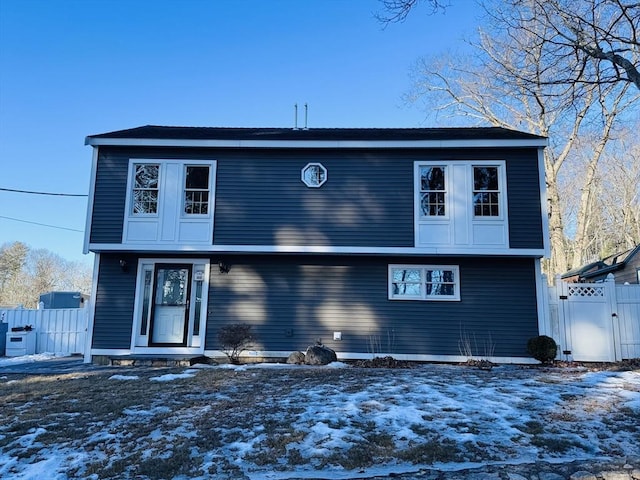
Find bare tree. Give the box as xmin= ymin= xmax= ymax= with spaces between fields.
xmin=0 ymin=242 xmax=92 ymax=308
xmin=379 ymin=0 xmax=640 ymax=89
xmin=376 ymin=0 xmax=450 ymax=23
xmin=406 ymin=0 xmax=639 ymax=276
xmin=506 ymin=0 xmax=640 ymax=90
xmin=0 ymin=242 xmax=28 ymax=307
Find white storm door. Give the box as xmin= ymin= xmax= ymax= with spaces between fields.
xmin=150 ymin=264 xmax=191 ymax=345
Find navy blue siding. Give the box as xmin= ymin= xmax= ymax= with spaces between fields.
xmin=89 ymin=147 xmax=544 ymax=250
xmin=90 ymin=150 xmax=129 ymax=244
xmin=91 ymin=254 xmax=137 ymax=349
xmin=506 ymin=154 xmax=544 ymax=249
xmin=213 ymin=151 xmax=414 ymax=246
xmin=205 ymin=255 xmax=540 ymax=358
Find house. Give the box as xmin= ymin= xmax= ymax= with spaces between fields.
xmin=83 ymin=126 xmax=549 ymax=364
xmin=562 ymin=244 xmax=640 ymax=284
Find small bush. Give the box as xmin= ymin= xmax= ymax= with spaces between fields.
xmin=217 ymin=324 xmax=254 ymax=364
xmin=527 ymin=335 xmax=557 ymax=364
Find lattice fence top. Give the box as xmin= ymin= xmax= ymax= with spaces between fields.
xmin=568 ymin=285 xmax=606 ymax=297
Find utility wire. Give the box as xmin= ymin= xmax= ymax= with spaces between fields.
xmin=0 ymin=215 xmax=84 ymax=233
xmin=0 ymin=187 xmax=88 ymax=197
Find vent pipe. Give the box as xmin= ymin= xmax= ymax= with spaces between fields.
xmin=304 ymin=103 xmax=308 ymax=130
xmin=293 ymin=103 xmax=298 ymax=130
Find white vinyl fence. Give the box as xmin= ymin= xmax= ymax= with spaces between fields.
xmin=541 ymin=274 xmax=640 ymax=362
xmin=1 ymin=304 xmax=89 ymax=355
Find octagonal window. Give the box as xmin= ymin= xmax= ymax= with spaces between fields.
xmin=301 ymin=163 xmax=327 ymax=188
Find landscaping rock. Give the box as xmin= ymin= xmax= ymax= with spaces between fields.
xmin=570 ymin=471 xmax=597 ymax=480
xmin=507 ymin=473 xmax=528 ymax=480
xmin=304 ymin=344 xmax=337 ymax=365
xmin=601 ymin=472 xmax=632 ymax=480
xmin=286 ymin=351 xmax=306 ymax=365
xmin=539 ymin=473 xmax=566 ymax=480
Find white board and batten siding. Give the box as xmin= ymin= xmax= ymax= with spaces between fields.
xmin=1 ymin=305 xmax=88 ymax=355
xmin=542 ymin=274 xmax=640 ymax=362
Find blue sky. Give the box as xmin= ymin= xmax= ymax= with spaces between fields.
xmin=0 ymin=0 xmax=482 ymax=265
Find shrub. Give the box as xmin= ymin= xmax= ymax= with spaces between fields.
xmin=217 ymin=324 xmax=254 ymax=364
xmin=527 ymin=335 xmax=557 ymax=364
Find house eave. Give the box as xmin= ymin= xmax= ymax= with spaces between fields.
xmin=85 ymin=137 xmax=548 ymax=149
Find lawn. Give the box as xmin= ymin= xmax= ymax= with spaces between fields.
xmin=0 ymin=361 xmax=639 ymax=479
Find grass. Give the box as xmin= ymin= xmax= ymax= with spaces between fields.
xmin=0 ymin=364 xmax=638 ymax=479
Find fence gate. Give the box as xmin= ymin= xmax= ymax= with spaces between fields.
xmin=549 ymin=278 xmax=619 ymax=362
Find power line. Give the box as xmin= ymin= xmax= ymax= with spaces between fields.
xmin=0 ymin=215 xmax=84 ymax=233
xmin=0 ymin=187 xmax=88 ymax=197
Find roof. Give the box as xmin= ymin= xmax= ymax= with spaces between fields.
xmin=85 ymin=125 xmax=548 ymax=148
xmin=561 ymin=244 xmax=640 ymax=280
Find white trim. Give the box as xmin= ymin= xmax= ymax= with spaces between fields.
xmin=83 ymin=253 xmax=101 ymax=363
xmin=535 ymin=261 xmax=550 ymax=337
xmin=204 ymin=349 xmax=539 ymax=365
xmin=471 ymin=163 xmax=507 ymax=221
xmin=538 ymin=147 xmax=551 ymax=257
xmin=83 ymin=148 xmax=99 ymax=254
xmin=90 ymin=349 xmax=133 ymax=356
xmin=129 ymin=346 xmax=205 ymax=355
xmin=86 ymin=138 xmax=548 ymax=149
xmin=414 ymin=160 xmax=510 ymax=250
xmin=122 ymin=158 xmax=216 ymax=246
xmin=388 ymin=264 xmax=461 ymax=301
xmin=87 ymin=243 xmax=546 ymax=257
xmin=89 ymin=348 xmax=540 ymax=365
xmin=130 ymin=257 xmax=210 ymax=354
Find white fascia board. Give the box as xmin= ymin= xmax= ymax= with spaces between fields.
xmin=83 ymin=147 xmax=99 ymax=255
xmin=85 ymin=137 xmax=548 ymax=149
xmin=83 ymin=252 xmax=101 ymax=363
xmin=537 ymin=147 xmax=551 ymax=257
xmin=87 ymin=243 xmax=546 ymax=257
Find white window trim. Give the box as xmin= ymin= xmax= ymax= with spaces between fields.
xmin=128 ymin=162 xmax=161 ymax=218
xmin=122 ymin=158 xmax=217 ymax=246
xmin=388 ymin=264 xmax=461 ymax=301
xmin=182 ymin=163 xmax=214 ymax=218
xmin=418 ymin=164 xmax=450 ymax=220
xmin=471 ymin=163 xmax=507 ymax=221
xmin=414 ymin=160 xmax=509 ymax=250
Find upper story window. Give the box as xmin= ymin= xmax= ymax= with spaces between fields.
xmin=414 ymin=160 xmax=508 ymax=249
xmin=184 ymin=166 xmax=210 ymax=215
xmin=132 ymin=164 xmax=160 ymax=215
xmin=301 ymin=163 xmax=327 ymax=188
xmin=389 ymin=265 xmax=460 ymax=301
xmin=420 ymin=166 xmax=446 ymax=217
xmin=123 ymin=159 xmax=216 ymax=245
xmin=473 ymin=166 xmax=500 ymax=217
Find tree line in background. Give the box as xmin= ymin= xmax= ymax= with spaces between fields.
xmin=380 ymin=0 xmax=640 ymax=277
xmin=0 ymin=241 xmax=92 ymax=309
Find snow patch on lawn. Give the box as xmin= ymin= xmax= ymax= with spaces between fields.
xmin=0 ymin=352 xmax=70 ymax=366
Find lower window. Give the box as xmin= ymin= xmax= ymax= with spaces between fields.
xmin=388 ymin=265 xmax=460 ymax=301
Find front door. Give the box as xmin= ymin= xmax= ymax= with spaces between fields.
xmin=149 ymin=264 xmax=191 ymax=346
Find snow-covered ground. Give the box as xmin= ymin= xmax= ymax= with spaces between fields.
xmin=0 ymin=352 xmax=69 ymax=367
xmin=0 ymin=356 xmax=639 ymax=479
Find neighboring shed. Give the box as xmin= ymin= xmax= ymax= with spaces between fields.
xmin=562 ymin=244 xmax=640 ymax=284
xmin=39 ymin=291 xmax=88 ymax=309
